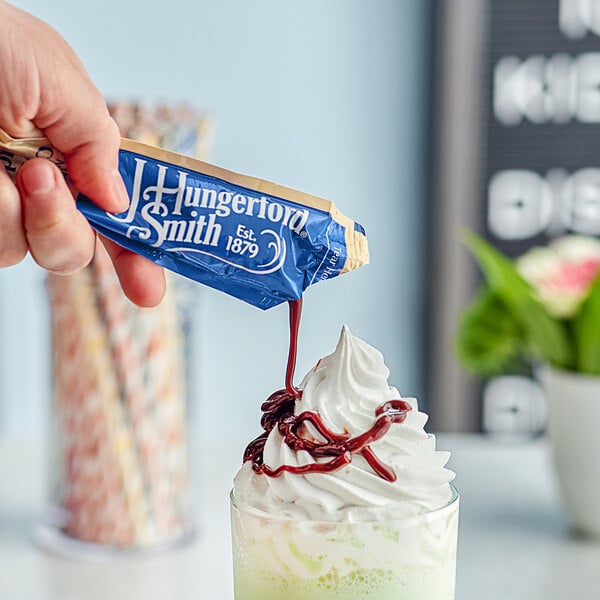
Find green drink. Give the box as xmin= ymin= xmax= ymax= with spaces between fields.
xmin=231 ymin=487 xmax=459 ymax=600
xmin=233 ymin=324 xmax=459 ymax=599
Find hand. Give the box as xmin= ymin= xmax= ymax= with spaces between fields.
xmin=0 ymin=1 xmax=165 ymax=306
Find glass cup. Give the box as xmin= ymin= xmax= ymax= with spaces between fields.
xmin=35 ymin=102 xmax=213 ymax=558
xmin=38 ymin=257 xmax=195 ymax=556
xmin=230 ymin=486 xmax=459 ymax=600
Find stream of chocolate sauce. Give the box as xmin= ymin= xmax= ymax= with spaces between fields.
xmin=243 ymin=298 xmax=412 ymax=482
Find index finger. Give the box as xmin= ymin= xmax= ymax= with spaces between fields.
xmin=11 ymin=5 xmax=130 ymax=214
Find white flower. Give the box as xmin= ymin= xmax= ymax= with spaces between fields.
xmin=516 ymin=235 xmax=600 ymax=318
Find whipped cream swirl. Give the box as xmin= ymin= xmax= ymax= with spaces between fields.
xmin=234 ymin=326 xmax=455 ymax=521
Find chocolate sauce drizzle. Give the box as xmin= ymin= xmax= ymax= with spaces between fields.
xmin=243 ymin=298 xmax=412 ymax=482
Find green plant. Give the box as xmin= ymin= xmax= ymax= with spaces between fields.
xmin=456 ymin=233 xmax=600 ymax=376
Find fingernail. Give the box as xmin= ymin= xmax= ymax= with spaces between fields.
xmin=112 ymin=170 xmax=130 ymax=213
xmin=21 ymin=161 xmax=56 ymax=195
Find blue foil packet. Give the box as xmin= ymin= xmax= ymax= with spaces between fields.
xmin=0 ymin=129 xmax=368 ymax=309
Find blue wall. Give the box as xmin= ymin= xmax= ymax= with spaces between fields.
xmin=1 ymin=0 xmax=430 ymax=439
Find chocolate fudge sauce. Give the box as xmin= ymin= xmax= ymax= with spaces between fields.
xmin=243 ymin=299 xmax=411 ymax=482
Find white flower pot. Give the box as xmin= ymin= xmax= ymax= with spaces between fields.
xmin=541 ymin=366 xmax=600 ymax=537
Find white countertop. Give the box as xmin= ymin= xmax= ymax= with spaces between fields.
xmin=2 ymin=433 xmax=600 ymax=599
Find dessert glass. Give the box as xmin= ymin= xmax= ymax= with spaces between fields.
xmin=230 ymin=485 xmax=459 ymax=600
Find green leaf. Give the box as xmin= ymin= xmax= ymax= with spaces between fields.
xmin=456 ymin=286 xmax=528 ymax=376
xmin=462 ymin=232 xmax=573 ymax=369
xmin=573 ymin=276 xmax=600 ymax=374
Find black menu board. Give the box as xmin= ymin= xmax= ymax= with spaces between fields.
xmin=486 ymin=0 xmax=600 ymax=255
xmin=426 ymin=0 xmax=600 ymax=434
